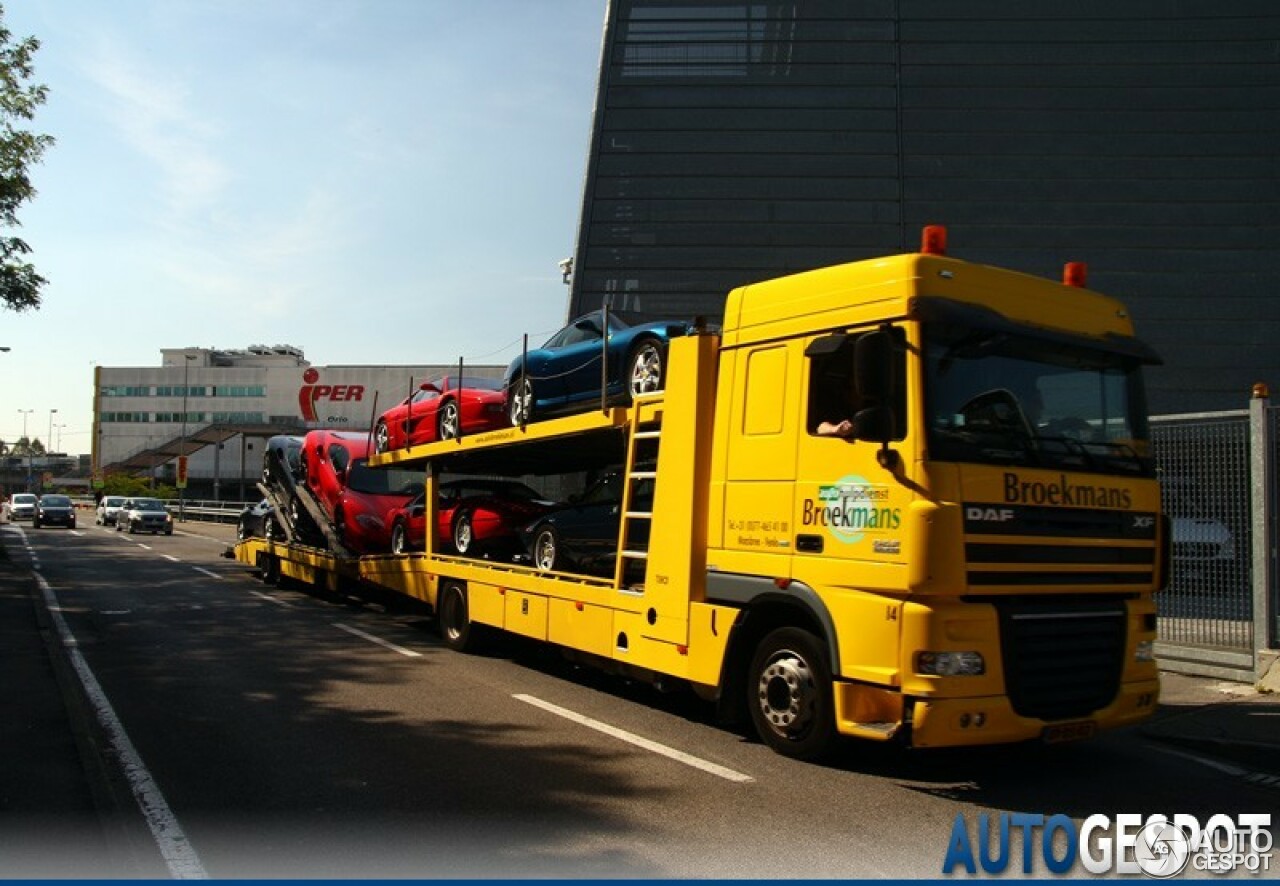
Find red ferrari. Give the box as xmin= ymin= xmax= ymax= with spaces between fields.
xmin=388 ymin=479 xmax=557 ymax=557
xmin=374 ymin=375 xmax=506 ymax=453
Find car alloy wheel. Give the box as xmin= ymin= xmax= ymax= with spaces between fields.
xmin=391 ymin=521 xmax=408 ymax=555
xmin=439 ymin=400 xmax=461 ymax=440
xmin=509 ymin=376 xmax=533 ymax=426
xmin=374 ymin=420 xmax=390 ymax=453
xmin=628 ymin=340 xmax=664 ymax=399
xmin=453 ymin=509 xmax=475 ymax=555
xmin=533 ymin=526 xmax=559 ymax=572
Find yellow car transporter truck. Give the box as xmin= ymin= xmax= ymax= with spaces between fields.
xmin=248 ymin=228 xmax=1167 ymax=760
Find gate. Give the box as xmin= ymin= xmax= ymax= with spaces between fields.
xmin=1150 ymin=400 xmax=1278 ymax=681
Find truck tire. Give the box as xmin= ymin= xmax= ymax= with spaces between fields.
xmin=747 ymin=626 xmax=838 ymax=761
xmin=438 ymin=581 xmax=477 ymax=652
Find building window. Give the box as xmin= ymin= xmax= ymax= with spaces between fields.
xmin=101 ymin=412 xmax=151 ymax=423
xmin=212 ymin=385 xmax=266 ymax=397
xmin=621 ymin=3 xmax=791 ymax=78
xmin=211 ymin=412 xmax=264 ymax=423
xmin=101 ymin=385 xmax=152 ymax=397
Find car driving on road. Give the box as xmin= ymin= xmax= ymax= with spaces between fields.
xmin=116 ymin=498 xmax=174 ymax=535
xmin=7 ymin=493 xmax=36 ymax=521
xmin=34 ymin=494 xmax=77 ymax=529
xmin=96 ymin=495 xmax=127 ymax=526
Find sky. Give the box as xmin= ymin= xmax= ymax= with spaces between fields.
xmin=0 ymin=0 xmax=606 ymax=455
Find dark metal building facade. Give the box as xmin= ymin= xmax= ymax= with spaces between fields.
xmin=568 ymin=0 xmax=1280 ymax=414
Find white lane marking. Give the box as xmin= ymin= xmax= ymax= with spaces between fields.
xmin=136 ymin=544 xmax=152 ymax=550
xmin=163 ymin=555 xmax=181 ymax=563
xmin=69 ymin=530 xmax=84 ymax=536
xmin=34 ymin=571 xmax=208 ymax=878
xmin=193 ymin=567 xmax=222 ymax=580
xmin=333 ymin=622 xmax=423 ymax=658
xmin=514 ymin=693 xmax=754 ymax=783
xmin=249 ymin=590 xmax=292 ymax=608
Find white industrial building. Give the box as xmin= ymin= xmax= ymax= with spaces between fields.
xmin=94 ymin=345 xmax=503 ymax=500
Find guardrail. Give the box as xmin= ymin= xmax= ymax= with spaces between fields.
xmin=69 ymin=496 xmax=253 ymax=525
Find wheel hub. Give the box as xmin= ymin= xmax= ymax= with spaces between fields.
xmin=757 ymin=653 xmax=815 ymax=733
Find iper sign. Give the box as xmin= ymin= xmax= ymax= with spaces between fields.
xmin=942 ymin=812 xmax=1273 ymax=877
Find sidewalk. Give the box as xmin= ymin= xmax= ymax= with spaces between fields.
xmin=0 ymin=521 xmax=1276 ymax=876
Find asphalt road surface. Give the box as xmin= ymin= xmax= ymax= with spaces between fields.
xmin=6 ymin=519 xmax=1276 ymax=879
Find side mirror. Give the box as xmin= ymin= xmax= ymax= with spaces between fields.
xmin=854 ymin=329 xmax=894 ymax=404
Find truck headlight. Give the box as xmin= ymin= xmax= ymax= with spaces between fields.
xmin=915 ymin=651 xmax=985 ymax=676
xmin=1135 ymin=640 xmax=1155 ymax=662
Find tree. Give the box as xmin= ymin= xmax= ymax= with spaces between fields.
xmin=0 ymin=5 xmax=52 ymax=312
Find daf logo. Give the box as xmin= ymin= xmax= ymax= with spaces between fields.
xmin=967 ymin=506 xmax=1016 ymax=522
xmin=1133 ymin=515 xmax=1155 ymax=529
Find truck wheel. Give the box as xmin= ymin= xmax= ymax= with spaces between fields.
xmin=627 ymin=338 xmax=664 ymax=400
xmin=747 ymin=627 xmax=837 ymax=761
xmin=508 ymin=376 xmax=533 ymax=426
xmin=438 ymin=581 xmax=477 ymax=652
xmin=438 ymin=400 xmax=460 ymax=440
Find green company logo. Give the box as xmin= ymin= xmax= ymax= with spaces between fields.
xmin=802 ymin=474 xmax=900 ymax=544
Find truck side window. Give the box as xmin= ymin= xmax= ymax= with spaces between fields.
xmin=805 ymin=329 xmax=907 ymax=440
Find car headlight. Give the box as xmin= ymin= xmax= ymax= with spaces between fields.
xmin=915 ymin=651 xmax=986 ymax=677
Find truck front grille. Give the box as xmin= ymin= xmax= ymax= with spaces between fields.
xmin=995 ymin=598 xmax=1126 ymax=721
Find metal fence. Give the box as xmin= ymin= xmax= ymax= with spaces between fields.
xmin=1150 ymin=400 xmax=1278 ymax=681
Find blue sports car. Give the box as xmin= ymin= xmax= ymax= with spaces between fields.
xmin=503 ymin=309 xmax=693 ymax=425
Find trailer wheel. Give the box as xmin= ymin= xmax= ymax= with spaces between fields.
xmin=438 ymin=399 xmax=460 ymax=440
xmin=747 ymin=627 xmax=837 ymax=760
xmin=438 ymin=581 xmax=476 ymax=652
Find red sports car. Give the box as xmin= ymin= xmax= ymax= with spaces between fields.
xmin=300 ymin=429 xmax=422 ymax=553
xmin=374 ymin=375 xmax=507 ymax=453
xmin=388 ymin=479 xmax=557 ymax=557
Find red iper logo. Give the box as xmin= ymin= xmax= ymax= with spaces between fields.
xmin=298 ymin=367 xmax=365 ymax=421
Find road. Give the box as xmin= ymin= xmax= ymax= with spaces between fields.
xmin=6 ymin=519 xmax=1276 ymax=879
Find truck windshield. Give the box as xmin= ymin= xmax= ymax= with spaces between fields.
xmin=923 ymin=323 xmax=1154 ymax=476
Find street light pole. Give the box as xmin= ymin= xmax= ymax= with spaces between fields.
xmin=18 ymin=409 xmax=32 ymax=491
xmin=179 ymin=354 xmax=196 ymax=522
xmin=46 ymin=409 xmax=57 ymax=490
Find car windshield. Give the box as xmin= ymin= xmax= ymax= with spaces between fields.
xmin=442 ymin=480 xmax=543 ymax=501
xmin=132 ymin=499 xmax=166 ymax=512
xmin=346 ymin=460 xmax=423 ymax=496
xmin=104 ymin=497 xmax=124 ymax=506
xmin=42 ymin=495 xmax=71 ymax=506
xmin=430 ymin=375 xmax=503 ymax=392
xmin=13 ymin=494 xmax=35 ymax=504
xmin=923 ymin=322 xmax=1154 ymax=476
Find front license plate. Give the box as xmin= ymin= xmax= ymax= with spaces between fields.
xmin=1042 ymin=720 xmax=1097 ymax=744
